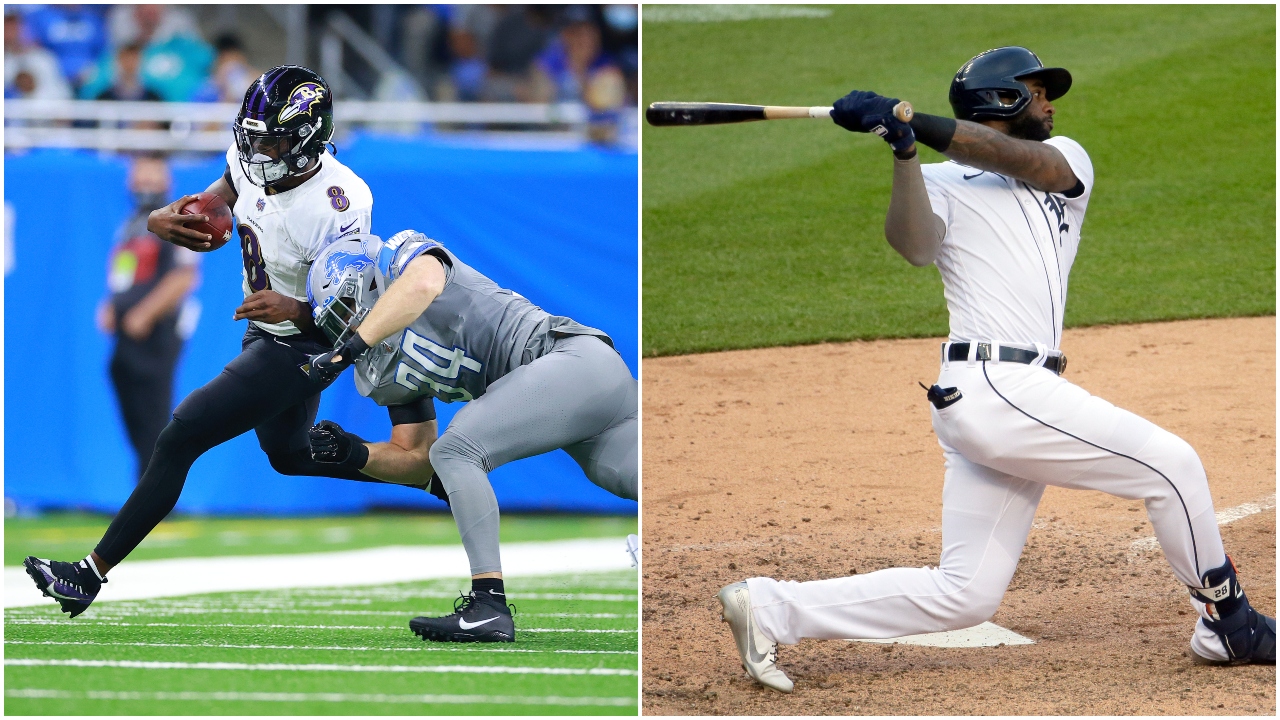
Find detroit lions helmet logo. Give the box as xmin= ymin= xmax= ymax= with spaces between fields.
xmin=322 ymin=250 xmax=371 ymax=289
xmin=278 ymin=82 xmax=326 ymax=124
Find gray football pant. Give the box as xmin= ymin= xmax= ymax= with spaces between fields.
xmin=429 ymin=334 xmax=637 ymax=575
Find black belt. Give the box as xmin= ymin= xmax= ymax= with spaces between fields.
xmin=946 ymin=342 xmax=1067 ymax=375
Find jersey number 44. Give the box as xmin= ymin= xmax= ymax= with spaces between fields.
xmin=393 ymin=328 xmax=482 ymax=403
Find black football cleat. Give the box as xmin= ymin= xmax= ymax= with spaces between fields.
xmin=23 ymin=556 xmax=105 ymax=618
xmin=410 ymin=590 xmax=515 ymax=643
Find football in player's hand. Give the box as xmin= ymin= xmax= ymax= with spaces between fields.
xmin=180 ymin=192 xmax=233 ymax=251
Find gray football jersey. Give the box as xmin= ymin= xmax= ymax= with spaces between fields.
xmin=354 ymin=231 xmax=612 ymax=405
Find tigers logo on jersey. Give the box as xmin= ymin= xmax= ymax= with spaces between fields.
xmin=278 ymin=82 xmax=326 ymax=124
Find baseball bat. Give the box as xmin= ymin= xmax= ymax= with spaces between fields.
xmin=645 ymin=101 xmax=913 ymax=127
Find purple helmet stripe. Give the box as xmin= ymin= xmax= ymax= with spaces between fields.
xmin=251 ymin=69 xmax=279 ymax=119
xmin=246 ymin=84 xmax=263 ymax=119
xmin=258 ymin=68 xmax=288 ymax=117
xmin=253 ymin=79 xmax=269 ymax=117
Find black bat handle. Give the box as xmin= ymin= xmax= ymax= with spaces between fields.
xmin=646 ymin=102 xmax=767 ymax=126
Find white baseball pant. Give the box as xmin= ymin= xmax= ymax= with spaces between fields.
xmin=746 ymin=351 xmax=1232 ymax=659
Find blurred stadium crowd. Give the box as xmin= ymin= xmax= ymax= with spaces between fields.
xmin=4 ymin=4 xmax=638 ymax=106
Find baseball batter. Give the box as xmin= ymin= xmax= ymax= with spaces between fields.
xmin=718 ymin=47 xmax=1274 ymax=693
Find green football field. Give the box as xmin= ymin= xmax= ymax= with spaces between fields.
xmin=5 ymin=514 xmax=638 ymax=714
xmin=643 ymin=5 xmax=1276 ymax=355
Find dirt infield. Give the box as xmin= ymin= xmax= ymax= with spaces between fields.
xmin=641 ymin=317 xmax=1275 ymax=715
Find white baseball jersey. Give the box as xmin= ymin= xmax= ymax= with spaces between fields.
xmin=224 ymin=145 xmax=373 ymax=336
xmin=922 ymin=136 xmax=1093 ymax=350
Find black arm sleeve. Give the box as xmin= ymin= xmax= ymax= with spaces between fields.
xmin=222 ymin=162 xmax=234 ymax=190
xmin=387 ymin=396 xmax=437 ymax=425
xmin=909 ymin=113 xmax=958 ymax=154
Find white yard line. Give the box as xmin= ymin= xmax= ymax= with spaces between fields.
xmin=4 ymin=658 xmax=637 ymax=676
xmin=277 ymin=591 xmax=638 ymax=602
xmin=1130 ymin=494 xmax=1276 ymax=554
xmin=6 ymin=688 xmax=634 ymax=707
xmin=4 ymin=619 xmax=633 ymax=633
xmin=25 ymin=608 xmax=633 ymax=619
xmin=5 ymin=538 xmax=634 ymax=608
xmin=5 ymin=640 xmax=635 ymax=655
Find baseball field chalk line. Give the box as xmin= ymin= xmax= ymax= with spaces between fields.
xmin=850 ymin=621 xmax=1035 ymax=648
xmin=3 ymin=538 xmax=634 ymax=609
xmin=4 ymin=658 xmax=639 ymax=676
xmin=1130 ymin=494 xmax=1276 ymax=554
xmin=5 ymin=688 xmax=635 ymax=707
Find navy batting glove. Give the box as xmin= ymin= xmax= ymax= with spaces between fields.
xmin=831 ymin=90 xmax=915 ymax=153
xmin=306 ymin=333 xmax=371 ymax=384
xmin=831 ymin=90 xmax=884 ymax=132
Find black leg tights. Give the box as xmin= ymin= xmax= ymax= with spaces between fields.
xmin=95 ymin=331 xmax=333 ymax=565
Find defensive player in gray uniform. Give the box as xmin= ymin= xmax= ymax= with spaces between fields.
xmin=718 ymin=47 xmax=1274 ymax=693
xmin=304 ymin=230 xmax=637 ymax=642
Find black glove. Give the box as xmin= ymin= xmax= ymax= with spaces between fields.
xmin=309 ymin=419 xmax=368 ymax=464
xmin=306 ymin=333 xmax=371 ymax=384
xmin=831 ymin=90 xmax=916 ymax=154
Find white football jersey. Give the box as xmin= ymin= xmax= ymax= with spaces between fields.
xmin=224 ymin=145 xmax=373 ymax=335
xmin=921 ymin=135 xmax=1093 ymax=351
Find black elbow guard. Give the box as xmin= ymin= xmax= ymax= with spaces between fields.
xmin=909 ymin=113 xmax=957 ymax=154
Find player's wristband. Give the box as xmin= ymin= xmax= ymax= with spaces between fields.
xmin=909 ymin=113 xmax=957 ymax=153
xmin=344 ymin=333 xmax=371 ymax=359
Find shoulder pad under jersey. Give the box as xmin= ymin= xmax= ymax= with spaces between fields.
xmin=377 ymin=229 xmax=445 ymax=284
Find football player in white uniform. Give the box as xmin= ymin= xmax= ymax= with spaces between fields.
xmin=23 ymin=66 xmax=400 ymax=618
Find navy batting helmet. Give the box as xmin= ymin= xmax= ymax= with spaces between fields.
xmin=948 ymin=47 xmax=1072 ymax=121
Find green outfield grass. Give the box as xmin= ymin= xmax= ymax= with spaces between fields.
xmin=5 ymin=513 xmax=637 ymax=566
xmin=5 ymin=571 xmax=638 ymax=715
xmin=5 ymin=514 xmax=637 ymax=714
xmin=643 ymin=5 xmax=1275 ymax=355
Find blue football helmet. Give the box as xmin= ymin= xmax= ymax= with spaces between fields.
xmin=308 ymin=235 xmax=382 ymax=345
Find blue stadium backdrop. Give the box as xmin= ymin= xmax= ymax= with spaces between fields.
xmin=4 ymin=134 xmax=638 ymax=515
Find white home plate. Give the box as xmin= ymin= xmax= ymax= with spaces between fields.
xmin=4 ymin=538 xmax=633 ymax=609
xmin=851 ymin=622 xmax=1034 ymax=648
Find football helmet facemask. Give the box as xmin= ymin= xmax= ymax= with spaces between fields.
xmin=234 ymin=65 xmax=335 ymax=187
xmin=308 ymin=235 xmax=383 ymax=346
